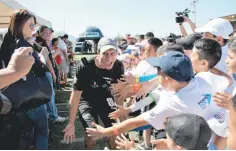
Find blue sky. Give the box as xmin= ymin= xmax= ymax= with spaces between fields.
xmin=16 ymin=0 xmax=235 ymax=38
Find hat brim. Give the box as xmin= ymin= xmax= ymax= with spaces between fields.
xmin=176 ymin=38 xmax=193 ymax=50
xmin=100 ymin=45 xmax=117 ymax=53
xmin=195 ymin=27 xmax=221 ymax=37
xmin=206 ymin=111 xmax=229 ymax=137
xmin=195 ymin=27 xmax=230 ymax=39
xmin=195 ymin=27 xmax=216 ymax=33
xmin=146 ymin=57 xmax=161 ymax=67
xmin=175 ymin=38 xmax=186 ymax=45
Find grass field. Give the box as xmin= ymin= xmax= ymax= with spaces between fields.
xmin=74 ymin=53 xmax=96 ymax=61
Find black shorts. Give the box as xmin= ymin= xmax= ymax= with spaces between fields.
xmin=78 ymin=99 xmax=116 ymax=129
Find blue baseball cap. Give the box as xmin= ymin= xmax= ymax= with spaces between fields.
xmin=123 ymin=49 xmax=131 ymax=54
xmin=146 ymin=51 xmax=194 ymax=82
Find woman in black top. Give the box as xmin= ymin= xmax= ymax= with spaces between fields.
xmin=0 ymin=9 xmax=50 ymax=149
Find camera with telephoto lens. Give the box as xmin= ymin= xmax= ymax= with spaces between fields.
xmin=175 ymin=9 xmax=191 ymax=24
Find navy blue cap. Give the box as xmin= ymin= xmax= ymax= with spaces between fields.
xmin=146 ymin=51 xmax=194 ymax=82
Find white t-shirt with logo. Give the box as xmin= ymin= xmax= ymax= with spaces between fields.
xmin=141 ymin=77 xmax=229 ymax=137
xmin=196 ymin=72 xmax=229 ymax=93
xmin=133 ymin=58 xmax=157 ymax=76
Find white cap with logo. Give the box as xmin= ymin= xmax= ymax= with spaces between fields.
xmin=195 ymin=18 xmax=233 ymax=39
xmin=98 ymin=37 xmax=117 ymax=54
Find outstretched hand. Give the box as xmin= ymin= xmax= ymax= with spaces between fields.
xmin=213 ymin=92 xmax=232 ymax=109
xmin=108 ymin=105 xmax=129 ymax=120
xmin=63 ymin=123 xmax=75 ymax=144
xmin=120 ymin=73 xmax=136 ymax=85
xmin=86 ymin=122 xmax=107 ymax=138
xmin=115 ymin=134 xmax=136 ymax=150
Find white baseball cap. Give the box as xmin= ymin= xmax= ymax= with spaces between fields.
xmin=206 ymin=110 xmax=229 ymax=137
xmin=98 ymin=37 xmax=117 ymax=54
xmin=195 ymin=18 xmax=233 ymax=39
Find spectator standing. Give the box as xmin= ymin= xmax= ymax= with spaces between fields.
xmin=195 ymin=18 xmax=234 ymax=94
xmin=58 ymin=36 xmax=70 ymax=87
xmin=0 ymin=9 xmax=50 ymax=149
xmin=37 ymin=26 xmax=66 ymax=123
xmin=137 ymin=34 xmax=145 ymax=43
xmin=51 ymin=38 xmax=62 ymax=89
xmin=145 ymin=32 xmax=155 ymax=40
xmin=67 ymin=46 xmax=75 ymax=78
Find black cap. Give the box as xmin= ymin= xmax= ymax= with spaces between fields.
xmin=166 ymin=113 xmax=212 ymax=150
xmin=145 ymin=32 xmax=155 ymax=38
xmin=118 ymin=43 xmax=128 ymax=50
xmin=176 ymin=33 xmax=202 ymax=50
xmin=63 ymin=34 xmax=68 ymax=39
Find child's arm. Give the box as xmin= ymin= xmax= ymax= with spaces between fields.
xmin=138 ymin=74 xmax=158 ymax=83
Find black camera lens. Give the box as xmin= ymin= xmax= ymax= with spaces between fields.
xmin=176 ymin=16 xmax=184 ymax=23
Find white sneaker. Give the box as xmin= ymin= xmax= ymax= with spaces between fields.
xmin=54 ymin=116 xmax=66 ymax=123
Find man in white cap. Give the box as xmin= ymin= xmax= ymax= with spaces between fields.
xmin=63 ymin=37 xmax=124 ymax=149
xmin=195 ymin=18 xmax=234 ymax=93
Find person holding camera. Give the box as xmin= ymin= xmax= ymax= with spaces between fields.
xmin=176 ymin=9 xmax=197 ymax=37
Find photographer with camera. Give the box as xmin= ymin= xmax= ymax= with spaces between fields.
xmin=176 ymin=9 xmax=197 ymax=37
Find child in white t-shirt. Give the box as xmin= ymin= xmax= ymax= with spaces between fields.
xmin=216 ymin=39 xmax=236 ymax=150
xmin=86 ymin=51 xmax=228 ymax=150
xmin=191 ymin=39 xmax=232 ymax=93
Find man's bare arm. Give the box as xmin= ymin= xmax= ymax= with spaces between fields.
xmin=179 ymin=24 xmax=188 ymax=37
xmin=68 ymin=90 xmax=82 ymax=124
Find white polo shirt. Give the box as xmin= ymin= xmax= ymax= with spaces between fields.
xmin=196 ymin=72 xmax=229 ymax=93
xmin=141 ymin=77 xmax=229 ymax=137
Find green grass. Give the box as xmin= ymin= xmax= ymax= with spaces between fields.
xmin=48 ymin=119 xmax=108 ymax=150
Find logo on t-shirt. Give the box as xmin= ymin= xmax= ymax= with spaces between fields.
xmin=214 ymin=112 xmax=225 ymax=124
xmin=198 ymin=94 xmax=212 ymax=109
xmin=103 ymin=77 xmax=113 ymax=84
xmin=91 ymin=81 xmax=99 ymax=88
